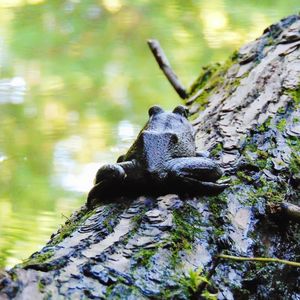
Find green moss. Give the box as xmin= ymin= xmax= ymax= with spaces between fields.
xmin=189 ymin=50 xmax=239 ymax=110
xmin=193 ymin=90 xmax=211 ymax=111
xmin=170 ymin=205 xmax=203 ymax=265
xmin=133 ymin=249 xmax=155 ymax=267
xmin=160 ymin=288 xmax=183 ymax=299
xmin=287 ymin=136 xmax=300 ymax=150
xmin=230 ymin=50 xmax=239 ymax=61
xmin=243 ymin=138 xmax=258 ymax=152
xmin=287 ymin=137 xmax=300 ymax=175
xmin=50 ymin=205 xmax=127 ymax=246
xmin=21 ymin=250 xmax=54 ymax=268
xmin=49 ymin=209 xmax=96 ymax=245
xmin=210 ymin=202 xmax=220 ymax=216
xmin=263 ymin=188 xmax=285 ymax=203
xmin=290 ymin=153 xmax=300 ymax=174
xmin=258 ymin=159 xmax=268 ymax=169
xmin=287 ymin=87 xmax=300 ymax=105
xmin=293 ymin=117 xmax=300 ymax=123
xmin=237 ymin=171 xmax=253 ymax=183
xmin=213 ymin=227 xmax=225 ymax=239
xmin=210 ymin=143 xmax=223 ymax=157
xmin=106 ymin=283 xmax=142 ymax=299
xmin=103 ymin=217 xmax=114 ymax=232
xmin=119 ymin=207 xmax=153 ymax=249
xmin=207 ymin=193 xmax=228 ymax=242
xmin=242 ymin=140 xmax=271 ymax=171
xmin=257 ymin=150 xmax=268 ymax=160
xmin=209 ymin=193 xmax=227 ymax=217
xmin=256 ymin=150 xmax=270 ymax=170
xmin=131 ymin=207 xmax=147 ymax=225
xmin=257 ymin=117 xmax=271 ymax=132
xmin=38 ymin=279 xmax=45 ymax=292
xmin=52 ymin=223 xmax=79 ymax=244
xmin=266 ymin=36 xmax=275 ymax=46
xmin=189 ymin=63 xmax=221 ymax=95
xmin=277 ymin=107 xmax=286 ymax=114
xmin=276 ymin=119 xmax=287 ymax=132
xmin=10 ymin=272 xmax=18 ymax=281
xmin=247 ymin=178 xmax=287 ymax=205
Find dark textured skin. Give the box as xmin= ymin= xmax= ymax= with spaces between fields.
xmin=87 ymin=105 xmax=228 ymax=208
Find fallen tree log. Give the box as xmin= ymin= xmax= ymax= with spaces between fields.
xmin=1 ymin=14 xmax=300 ymax=300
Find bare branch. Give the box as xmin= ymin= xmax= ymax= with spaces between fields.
xmin=147 ymin=39 xmax=188 ymax=99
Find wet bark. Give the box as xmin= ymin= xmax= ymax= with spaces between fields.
xmin=1 ymin=14 xmax=300 ymax=300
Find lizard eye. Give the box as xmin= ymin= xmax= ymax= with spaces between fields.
xmin=172 ymin=105 xmax=189 ymax=118
xmin=148 ymin=105 xmax=164 ymax=117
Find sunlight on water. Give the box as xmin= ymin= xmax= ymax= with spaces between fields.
xmin=0 ymin=0 xmax=299 ymax=269
xmin=52 ymin=121 xmax=139 ymax=193
xmin=0 ymin=77 xmax=26 ymax=104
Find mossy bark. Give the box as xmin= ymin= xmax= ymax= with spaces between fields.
xmin=1 ymin=14 xmax=300 ymax=300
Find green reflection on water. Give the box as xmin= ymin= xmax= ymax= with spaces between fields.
xmin=0 ymin=0 xmax=298 ymax=269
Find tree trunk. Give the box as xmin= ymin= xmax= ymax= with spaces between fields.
xmin=1 ymin=14 xmax=300 ymax=300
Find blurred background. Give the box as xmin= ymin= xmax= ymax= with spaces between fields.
xmin=0 ymin=0 xmax=298 ymax=269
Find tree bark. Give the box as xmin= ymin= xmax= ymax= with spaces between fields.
xmin=1 ymin=14 xmax=300 ymax=300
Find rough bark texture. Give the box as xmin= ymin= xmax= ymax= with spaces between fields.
xmin=1 ymin=14 xmax=300 ymax=300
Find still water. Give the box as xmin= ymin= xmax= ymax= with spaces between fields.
xmin=0 ymin=0 xmax=299 ymax=269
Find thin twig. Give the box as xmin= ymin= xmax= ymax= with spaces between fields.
xmin=147 ymin=39 xmax=188 ymax=99
xmin=218 ymin=254 xmax=300 ymax=267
